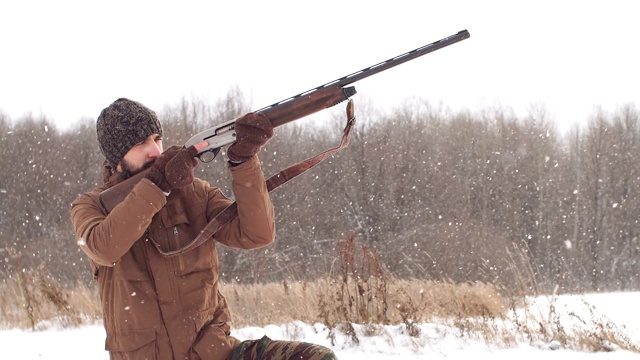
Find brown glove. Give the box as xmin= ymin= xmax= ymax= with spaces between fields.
xmin=227 ymin=112 xmax=274 ymax=163
xmin=145 ymin=145 xmax=199 ymax=192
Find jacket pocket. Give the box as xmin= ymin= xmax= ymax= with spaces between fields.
xmin=149 ymin=202 xmax=216 ymax=277
xmin=150 ymin=205 xmax=191 ymax=253
xmin=173 ymin=239 xmax=216 ymax=277
xmin=106 ymin=329 xmax=157 ymax=360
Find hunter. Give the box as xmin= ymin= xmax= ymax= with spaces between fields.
xmin=70 ymin=98 xmax=337 ymax=360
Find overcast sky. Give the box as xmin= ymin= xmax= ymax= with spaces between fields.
xmin=1 ymin=1 xmax=637 ymax=134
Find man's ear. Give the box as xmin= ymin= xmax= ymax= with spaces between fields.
xmin=116 ymin=163 xmax=123 ymax=173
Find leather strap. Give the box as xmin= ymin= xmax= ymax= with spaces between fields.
xmin=153 ymin=100 xmax=356 ymax=257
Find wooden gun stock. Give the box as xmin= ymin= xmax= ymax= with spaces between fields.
xmin=99 ymin=170 xmax=149 ymax=214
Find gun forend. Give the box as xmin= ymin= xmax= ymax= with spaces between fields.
xmin=184 ymin=85 xmax=356 ymax=160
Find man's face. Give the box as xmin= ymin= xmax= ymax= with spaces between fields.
xmin=117 ymin=134 xmax=163 ymax=175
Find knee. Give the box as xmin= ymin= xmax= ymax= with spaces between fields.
xmin=317 ymin=345 xmax=338 ymax=360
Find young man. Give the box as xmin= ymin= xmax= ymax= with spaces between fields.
xmin=71 ymin=98 xmax=337 ymax=360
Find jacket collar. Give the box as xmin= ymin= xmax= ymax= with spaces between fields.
xmin=102 ymin=160 xmax=127 ymax=187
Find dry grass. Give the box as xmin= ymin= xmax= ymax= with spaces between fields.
xmin=0 ymin=270 xmax=502 ymax=330
xmin=1 ymin=271 xmax=637 ymax=353
xmin=223 ymin=279 xmax=321 ymax=327
xmin=222 ymin=277 xmax=504 ymax=328
xmin=0 ymin=234 xmax=637 ymax=353
xmin=0 ymin=268 xmax=101 ymax=330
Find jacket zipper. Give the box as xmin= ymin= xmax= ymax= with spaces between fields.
xmin=141 ymin=230 xmax=157 ymax=285
xmin=173 ymin=226 xmax=185 ymax=272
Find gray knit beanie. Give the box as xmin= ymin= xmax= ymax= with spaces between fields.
xmin=96 ymin=98 xmax=163 ymax=165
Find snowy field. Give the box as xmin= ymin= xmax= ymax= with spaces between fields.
xmin=1 ymin=292 xmax=638 ymax=359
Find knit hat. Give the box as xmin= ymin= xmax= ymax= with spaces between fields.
xmin=96 ymin=98 xmax=163 ymax=165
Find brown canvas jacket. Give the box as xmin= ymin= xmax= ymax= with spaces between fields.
xmin=71 ymin=156 xmax=275 ymax=360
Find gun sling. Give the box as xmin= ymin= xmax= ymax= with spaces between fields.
xmin=151 ymin=100 xmax=356 ymax=257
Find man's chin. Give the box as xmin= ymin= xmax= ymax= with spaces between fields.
xmin=122 ymin=160 xmax=155 ymax=178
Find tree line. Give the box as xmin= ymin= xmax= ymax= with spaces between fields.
xmin=1 ymin=91 xmax=638 ymax=293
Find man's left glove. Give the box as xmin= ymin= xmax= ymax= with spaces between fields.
xmin=227 ymin=112 xmax=274 ymax=164
xmin=145 ymin=145 xmax=199 ymax=192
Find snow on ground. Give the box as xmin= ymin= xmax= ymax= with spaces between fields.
xmin=1 ymin=292 xmax=639 ymax=359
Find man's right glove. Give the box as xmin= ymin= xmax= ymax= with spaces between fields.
xmin=145 ymin=145 xmax=199 ymax=192
xmin=227 ymin=112 xmax=274 ymax=164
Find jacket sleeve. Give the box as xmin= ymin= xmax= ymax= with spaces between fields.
xmin=209 ymin=156 xmax=275 ymax=249
xmin=70 ymin=178 xmax=167 ymax=266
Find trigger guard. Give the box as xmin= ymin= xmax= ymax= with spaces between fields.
xmin=198 ymin=147 xmax=221 ymax=163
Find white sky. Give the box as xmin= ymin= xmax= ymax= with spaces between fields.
xmin=1 ymin=1 xmax=638 ymax=134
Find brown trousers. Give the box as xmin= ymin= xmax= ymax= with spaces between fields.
xmin=229 ymin=336 xmax=337 ymax=360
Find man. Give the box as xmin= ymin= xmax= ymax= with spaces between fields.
xmin=71 ymin=98 xmax=337 ymax=360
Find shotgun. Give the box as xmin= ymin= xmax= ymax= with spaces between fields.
xmin=99 ymin=29 xmax=471 ymax=213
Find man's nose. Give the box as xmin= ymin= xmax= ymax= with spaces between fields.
xmin=147 ymin=142 xmax=162 ymax=159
